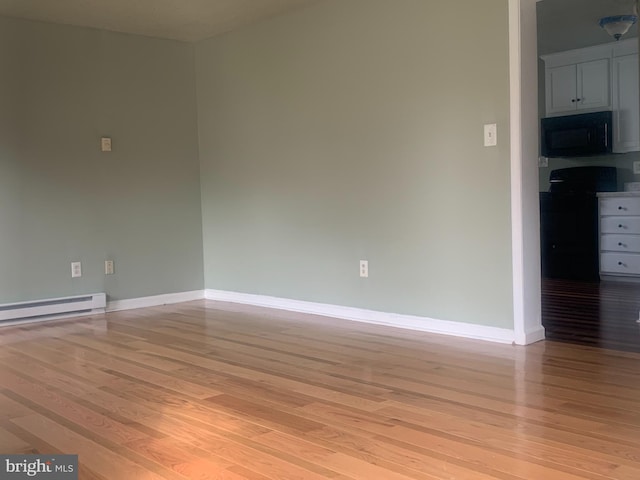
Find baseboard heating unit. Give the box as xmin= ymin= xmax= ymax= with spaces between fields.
xmin=0 ymin=293 xmax=106 ymax=326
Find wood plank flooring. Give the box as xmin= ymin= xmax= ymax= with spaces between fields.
xmin=542 ymin=278 xmax=640 ymax=352
xmin=2 ymin=300 xmax=640 ymax=479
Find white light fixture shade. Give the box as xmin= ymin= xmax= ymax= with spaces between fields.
xmin=599 ymin=15 xmax=638 ymax=41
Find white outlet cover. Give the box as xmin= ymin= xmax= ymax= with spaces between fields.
xmin=359 ymin=260 xmax=368 ymax=278
xmin=634 ymin=161 xmax=640 ymax=175
xmin=538 ymin=156 xmax=549 ymax=168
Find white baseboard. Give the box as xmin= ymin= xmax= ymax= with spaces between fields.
xmin=107 ymin=290 xmax=204 ymax=312
xmin=522 ymin=326 xmax=546 ymax=345
xmin=204 ymin=289 xmax=517 ymax=344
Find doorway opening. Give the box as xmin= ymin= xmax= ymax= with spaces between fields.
xmin=528 ymin=0 xmax=640 ymax=352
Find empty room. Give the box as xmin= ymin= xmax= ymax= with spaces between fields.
xmin=1 ymin=0 xmax=640 ymax=479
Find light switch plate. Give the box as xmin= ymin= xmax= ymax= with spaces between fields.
xmin=71 ymin=262 xmax=82 ymax=278
xmin=538 ymin=156 xmax=548 ymax=168
xmin=105 ymin=260 xmax=114 ymax=275
xmin=484 ymin=124 xmax=497 ymax=147
xmin=101 ymin=137 xmax=112 ymax=152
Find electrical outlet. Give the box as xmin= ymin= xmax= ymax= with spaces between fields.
xmin=634 ymin=161 xmax=640 ymax=174
xmin=538 ymin=156 xmax=549 ymax=168
xmin=105 ymin=260 xmax=114 ymax=275
xmin=71 ymin=262 xmax=82 ymax=278
xmin=360 ymin=260 xmax=368 ymax=278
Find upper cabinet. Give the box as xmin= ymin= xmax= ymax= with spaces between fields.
xmin=612 ymin=54 xmax=640 ymax=153
xmin=546 ymin=59 xmax=610 ymax=115
xmin=542 ymin=39 xmax=639 ymax=154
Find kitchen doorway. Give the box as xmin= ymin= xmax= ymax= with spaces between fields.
xmin=534 ymin=0 xmax=640 ymax=352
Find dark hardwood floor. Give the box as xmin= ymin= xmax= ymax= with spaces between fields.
xmin=542 ymin=277 xmax=640 ymax=352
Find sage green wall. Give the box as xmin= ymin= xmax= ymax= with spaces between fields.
xmin=196 ymin=0 xmax=514 ymax=328
xmin=0 ymin=17 xmax=204 ymax=303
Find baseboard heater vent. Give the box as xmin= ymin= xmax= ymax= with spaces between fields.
xmin=0 ymin=293 xmax=106 ymax=325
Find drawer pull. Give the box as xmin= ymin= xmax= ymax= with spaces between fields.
xmin=619 ymin=261 xmax=625 ymax=266
xmin=618 ymin=206 xmax=625 ymax=210
xmin=619 ymin=224 xmax=625 ymax=228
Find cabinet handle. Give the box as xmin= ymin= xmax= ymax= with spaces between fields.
xmin=571 ymin=99 xmax=576 ymax=103
xmin=619 ymin=261 xmax=625 ymax=266
xmin=576 ymin=98 xmax=581 ymax=102
xmin=619 ymin=224 xmax=624 ymax=228
xmin=618 ymin=206 xmax=625 ymax=210
xmin=619 ymin=242 xmax=624 ymax=246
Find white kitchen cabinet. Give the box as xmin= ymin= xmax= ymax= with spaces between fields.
xmin=612 ymin=54 xmax=640 ymax=153
xmin=542 ymin=39 xmax=639 ymax=153
xmin=599 ymin=193 xmax=640 ymax=282
xmin=545 ymin=59 xmax=610 ymax=115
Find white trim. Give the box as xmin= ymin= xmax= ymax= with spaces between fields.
xmin=522 ymin=326 xmax=546 ymax=344
xmin=509 ymin=0 xmax=545 ymax=345
xmin=509 ymin=0 xmax=526 ymax=345
xmin=204 ymin=290 xmax=515 ymax=344
xmin=107 ymin=290 xmax=204 ymax=312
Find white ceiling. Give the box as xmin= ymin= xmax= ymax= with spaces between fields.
xmin=0 ymin=0 xmax=322 ymax=42
xmin=538 ymin=0 xmax=638 ymax=55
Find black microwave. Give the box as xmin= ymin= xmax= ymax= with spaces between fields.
xmin=541 ymin=111 xmax=612 ymax=158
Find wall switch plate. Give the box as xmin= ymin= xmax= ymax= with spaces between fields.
xmin=538 ymin=156 xmax=548 ymax=168
xmin=484 ymin=123 xmax=497 ymax=147
xmin=101 ymin=137 xmax=112 ymax=152
xmin=105 ymin=260 xmax=114 ymax=275
xmin=634 ymin=161 xmax=640 ymax=174
xmin=360 ymin=260 xmax=368 ymax=278
xmin=71 ymin=262 xmax=82 ymax=278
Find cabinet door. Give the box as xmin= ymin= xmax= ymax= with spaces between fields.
xmin=613 ymin=54 xmax=640 ymax=153
xmin=577 ymin=59 xmax=610 ymax=111
xmin=546 ymin=64 xmax=577 ymax=115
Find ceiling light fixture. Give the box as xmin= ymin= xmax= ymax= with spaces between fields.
xmin=598 ymin=15 xmax=638 ymax=41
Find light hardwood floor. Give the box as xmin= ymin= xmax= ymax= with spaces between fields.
xmin=1 ymin=300 xmax=640 ymax=479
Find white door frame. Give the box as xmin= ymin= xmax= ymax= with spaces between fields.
xmin=509 ymin=0 xmax=545 ymax=345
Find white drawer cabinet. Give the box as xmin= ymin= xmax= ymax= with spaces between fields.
xmin=599 ymin=193 xmax=640 ymax=281
xmin=601 ymin=253 xmax=640 ymax=275
xmin=601 ymin=216 xmax=640 ymax=234
xmin=600 ymin=234 xmax=640 ymax=252
xmin=599 ymin=197 xmax=640 ymax=216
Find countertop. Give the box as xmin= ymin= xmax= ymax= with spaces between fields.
xmin=597 ymin=191 xmax=640 ymax=197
